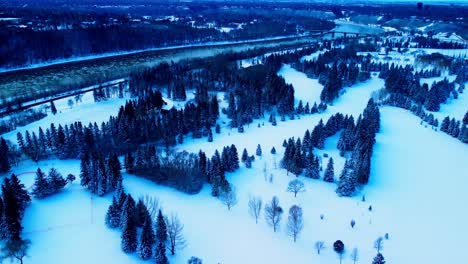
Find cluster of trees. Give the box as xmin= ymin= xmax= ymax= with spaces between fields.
xmin=125 ymin=147 xmax=203 ymax=194
xmin=441 ymin=116 xmax=468 ymax=143
xmin=0 ymin=175 xmax=31 ymax=264
xmin=105 ymin=187 xmax=185 ymax=262
xmin=80 ymin=151 xmax=122 ymax=196
xmin=16 ymin=89 xmax=219 ymax=162
xmin=123 ymin=144 xmax=240 ymax=195
xmin=336 ymin=100 xmax=380 ymax=196
xmin=32 ymin=168 xmax=74 ymax=199
xmin=281 ymin=113 xmax=354 ymax=177
xmin=299 ymin=46 xmax=373 ymax=103
xmin=382 ymin=65 xmax=457 ymax=112
xmin=248 ymin=195 xmax=304 ymax=242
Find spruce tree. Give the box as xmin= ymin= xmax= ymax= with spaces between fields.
xmin=229 ymin=145 xmax=239 ymax=171
xmin=323 ymin=158 xmax=335 ymax=183
xmin=138 ymin=214 xmax=155 ymax=260
xmin=121 ymin=211 xmax=138 ymax=253
xmin=156 ymin=210 xmax=168 ymax=244
xmin=241 ymin=148 xmax=248 ymax=163
xmin=0 ymin=138 xmax=10 ymax=173
xmin=48 ymin=168 xmax=67 ymax=194
xmin=372 ymin=253 xmax=386 ymax=264
xmin=271 ymin=147 xmax=276 ymax=154
xmin=155 ymin=242 xmax=169 ymax=264
xmin=256 ymin=144 xmax=262 ymax=156
xmin=105 ymin=196 xmax=121 ymax=228
xmin=32 ymin=168 xmax=48 ymax=198
xmin=50 ymin=100 xmax=57 ymax=115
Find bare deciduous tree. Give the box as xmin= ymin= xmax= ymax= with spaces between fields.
xmin=286 ymin=205 xmax=303 ymax=242
xmin=141 ymin=195 xmax=160 ymax=220
xmin=165 ymin=214 xmax=186 ymax=255
xmin=248 ymin=195 xmax=262 ymax=224
xmin=315 ymin=241 xmax=324 ymax=255
xmin=350 ymin=248 xmax=359 ymax=264
xmin=374 ymin=236 xmax=384 ymax=253
xmin=265 ymin=196 xmax=283 ymax=232
xmin=286 ymin=179 xmax=305 ymax=197
xmin=220 ymin=185 xmax=238 ymax=210
xmin=1 ymin=239 xmax=30 ymax=264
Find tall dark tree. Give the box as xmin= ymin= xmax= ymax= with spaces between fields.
xmin=138 ymin=214 xmax=155 ymax=260
xmin=0 ymin=138 xmax=11 ymax=173
xmin=323 ymin=158 xmax=335 ymax=183
xmin=156 ymin=210 xmax=168 ymax=244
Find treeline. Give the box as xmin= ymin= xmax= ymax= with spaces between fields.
xmin=382 ymin=36 xmax=467 ymax=50
xmin=440 ymin=116 xmax=468 ymax=143
xmin=281 ymin=100 xmax=380 ymax=196
xmin=381 ymin=65 xmax=457 ymax=111
xmin=15 ymin=89 xmax=219 ymax=162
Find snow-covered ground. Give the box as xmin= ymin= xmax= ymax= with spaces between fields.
xmin=2 ymin=55 xmax=467 ymax=264
xmin=278 ymin=64 xmax=323 ymax=107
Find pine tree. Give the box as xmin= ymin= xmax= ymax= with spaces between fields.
xmin=241 ymin=148 xmax=249 ymax=163
xmin=48 ymin=168 xmax=67 ymax=194
xmin=121 ymin=211 xmax=138 ymax=253
xmin=229 ymin=145 xmax=239 ymax=171
xmin=138 ymin=214 xmax=155 ymax=260
xmin=336 ymin=160 xmax=357 ymax=197
xmin=256 ymin=144 xmax=262 ymax=156
xmin=124 ymin=152 xmax=135 ymax=174
xmin=0 ymin=138 xmax=11 ymax=173
xmin=155 ymin=242 xmax=169 ymax=264
xmin=105 ymin=196 xmax=121 ymax=228
xmin=372 ymin=253 xmax=386 ymax=264
xmin=135 ymin=199 xmax=149 ymax=227
xmin=120 ymin=195 xmax=136 ymax=229
xmin=323 ymin=158 xmax=335 ymax=183
xmin=156 ymin=210 xmax=167 ymax=244
xmin=271 ymin=147 xmax=276 ymax=154
xmin=9 ymin=174 xmax=30 ymax=213
xmin=31 ymin=168 xmax=48 ymax=198
xmin=50 ymin=100 xmax=57 ymax=115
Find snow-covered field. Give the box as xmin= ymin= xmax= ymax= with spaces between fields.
xmin=1 ymin=55 xmax=467 ymax=264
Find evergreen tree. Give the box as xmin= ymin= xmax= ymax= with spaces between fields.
xmin=105 ymin=196 xmax=121 ymax=228
xmin=323 ymin=158 xmax=335 ymax=183
xmin=121 ymin=211 xmax=138 ymax=253
xmin=271 ymin=147 xmax=276 ymax=154
xmin=48 ymin=168 xmax=67 ymax=194
xmin=229 ymin=145 xmax=239 ymax=171
xmin=156 ymin=210 xmax=168 ymax=244
xmin=31 ymin=168 xmax=48 ymax=199
xmin=241 ymin=148 xmax=249 ymax=163
xmin=256 ymin=144 xmax=262 ymax=156
xmin=9 ymin=174 xmax=30 ymax=214
xmin=138 ymin=214 xmax=155 ymax=260
xmin=155 ymin=242 xmax=169 ymax=264
xmin=2 ymin=178 xmax=23 ymax=241
xmin=50 ymin=100 xmax=57 ymax=115
xmin=124 ymin=152 xmax=135 ymax=174
xmin=135 ymin=199 xmax=149 ymax=227
xmin=372 ymin=253 xmax=386 ymax=264
xmin=336 ymin=160 xmax=357 ymax=197
xmin=120 ymin=195 xmax=136 ymax=229
xmin=0 ymin=138 xmax=11 ymax=173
